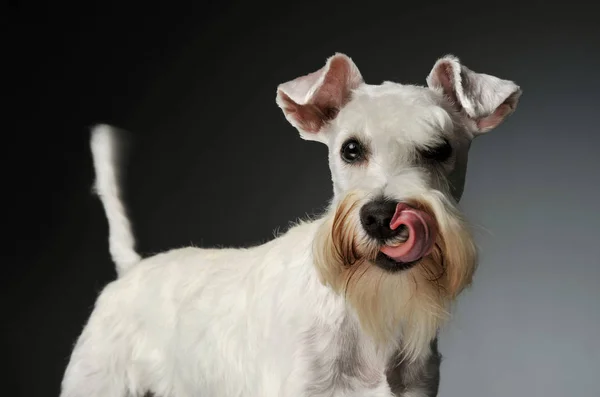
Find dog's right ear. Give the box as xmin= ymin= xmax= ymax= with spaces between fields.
xmin=276 ymin=53 xmax=363 ymax=142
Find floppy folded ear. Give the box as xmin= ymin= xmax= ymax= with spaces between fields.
xmin=276 ymin=53 xmax=363 ymax=142
xmin=427 ymin=55 xmax=522 ymax=136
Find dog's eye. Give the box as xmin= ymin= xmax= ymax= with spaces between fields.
xmin=341 ymin=139 xmax=365 ymax=163
xmin=421 ymin=138 xmax=452 ymax=162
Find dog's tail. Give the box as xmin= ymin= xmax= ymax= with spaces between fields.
xmin=90 ymin=124 xmax=141 ymax=276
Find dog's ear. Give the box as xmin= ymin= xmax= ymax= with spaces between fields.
xmin=427 ymin=55 xmax=522 ymax=136
xmin=276 ymin=53 xmax=363 ymax=142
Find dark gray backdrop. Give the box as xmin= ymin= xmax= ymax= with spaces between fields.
xmin=6 ymin=1 xmax=600 ymax=396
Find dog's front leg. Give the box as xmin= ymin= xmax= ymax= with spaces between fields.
xmin=385 ymin=338 xmax=442 ymax=397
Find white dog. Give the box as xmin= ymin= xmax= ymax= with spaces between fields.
xmin=60 ymin=53 xmax=521 ymax=397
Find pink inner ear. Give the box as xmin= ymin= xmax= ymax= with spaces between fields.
xmin=476 ymin=102 xmax=512 ymax=131
xmin=277 ymin=91 xmax=325 ymax=133
xmin=476 ymin=87 xmax=521 ymax=131
xmin=277 ymin=54 xmax=362 ymax=134
xmin=312 ymin=56 xmax=356 ymax=113
xmin=435 ymin=62 xmax=460 ymax=108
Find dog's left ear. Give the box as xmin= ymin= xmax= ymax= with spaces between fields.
xmin=276 ymin=53 xmax=363 ymax=142
xmin=427 ymin=55 xmax=522 ymax=136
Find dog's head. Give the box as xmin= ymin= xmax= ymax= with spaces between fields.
xmin=277 ymin=54 xmax=521 ymax=357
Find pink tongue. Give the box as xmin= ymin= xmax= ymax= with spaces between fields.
xmin=380 ymin=203 xmax=437 ymax=263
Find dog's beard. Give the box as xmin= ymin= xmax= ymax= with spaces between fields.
xmin=313 ymin=191 xmax=478 ymax=362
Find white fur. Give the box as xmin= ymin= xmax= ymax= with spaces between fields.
xmin=61 ymin=54 xmax=520 ymax=397
xmin=90 ymin=125 xmax=140 ymax=275
xmin=426 ymin=55 xmax=519 ymax=121
xmin=62 ymin=221 xmax=367 ymax=397
xmin=426 ymin=55 xmax=522 ymax=135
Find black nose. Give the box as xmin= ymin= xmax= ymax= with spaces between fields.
xmin=359 ymin=199 xmax=399 ymax=240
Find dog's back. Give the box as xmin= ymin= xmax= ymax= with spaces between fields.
xmin=63 ymin=132 xmax=333 ymax=395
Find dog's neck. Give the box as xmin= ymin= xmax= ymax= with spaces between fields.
xmin=272 ymin=213 xmax=440 ymax=367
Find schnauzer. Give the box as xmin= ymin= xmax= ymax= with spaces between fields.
xmin=60 ymin=53 xmax=521 ymax=397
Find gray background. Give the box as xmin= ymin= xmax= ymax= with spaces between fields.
xmin=6 ymin=1 xmax=599 ymax=396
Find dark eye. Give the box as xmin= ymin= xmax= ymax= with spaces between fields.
xmin=340 ymin=139 xmax=365 ymax=163
xmin=421 ymin=138 xmax=452 ymax=162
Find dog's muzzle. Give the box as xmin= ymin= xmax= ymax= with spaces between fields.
xmin=360 ymin=198 xmax=438 ymax=270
